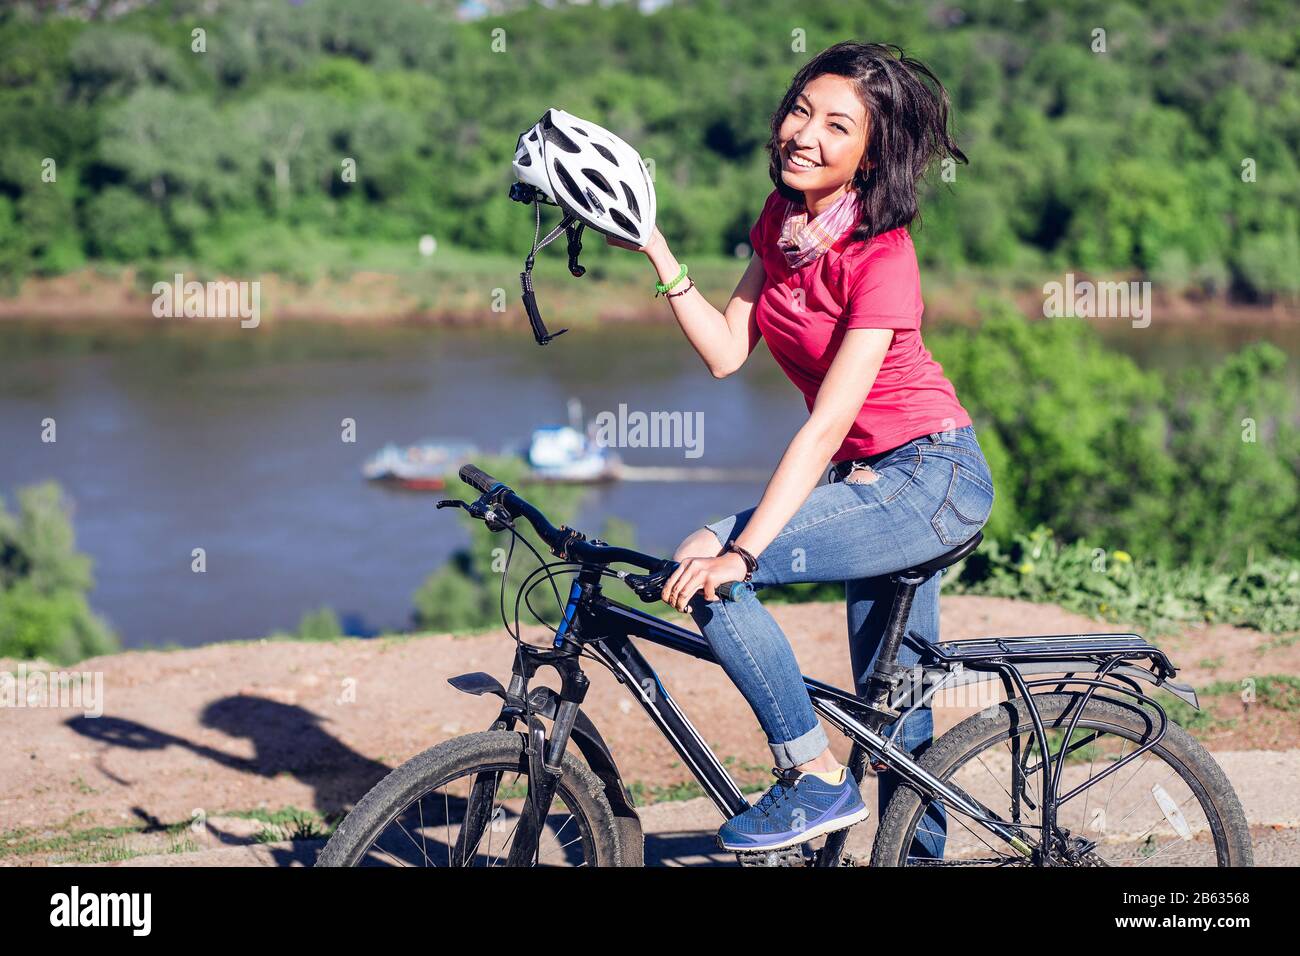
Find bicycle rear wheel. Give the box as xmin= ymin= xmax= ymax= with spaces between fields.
xmin=872 ymin=692 xmax=1254 ymax=867
xmin=317 ymin=731 xmax=625 ymax=867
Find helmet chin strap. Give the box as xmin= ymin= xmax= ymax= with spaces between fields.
xmin=565 ymin=221 xmax=586 ymax=278
xmin=520 ymin=200 xmax=585 ymax=345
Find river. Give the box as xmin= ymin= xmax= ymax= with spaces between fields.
xmin=1 ymin=316 xmax=1295 ymax=649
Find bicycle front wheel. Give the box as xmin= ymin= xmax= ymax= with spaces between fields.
xmin=872 ymin=692 xmax=1254 ymax=867
xmin=317 ymin=731 xmax=625 ymax=867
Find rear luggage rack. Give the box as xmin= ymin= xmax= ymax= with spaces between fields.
xmin=910 ymin=631 xmax=1196 ymax=707
xmin=932 ymin=632 xmax=1169 ymax=669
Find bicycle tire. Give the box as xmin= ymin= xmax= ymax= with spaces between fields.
xmin=871 ymin=692 xmax=1254 ymax=867
xmin=316 ymin=730 xmax=626 ymax=867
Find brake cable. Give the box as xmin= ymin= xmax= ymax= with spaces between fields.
xmin=517 ymin=568 xmax=623 ymax=680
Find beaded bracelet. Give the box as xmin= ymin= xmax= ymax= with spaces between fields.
xmin=664 ymin=278 xmax=695 ymax=298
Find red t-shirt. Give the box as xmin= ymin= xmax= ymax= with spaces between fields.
xmin=749 ymin=189 xmax=971 ymax=461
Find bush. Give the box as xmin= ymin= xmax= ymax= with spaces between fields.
xmin=945 ymin=526 xmax=1300 ymax=637
xmin=296 ymin=606 xmax=343 ymax=642
xmin=0 ymin=482 xmax=118 ymax=663
xmin=929 ymin=304 xmax=1174 ymax=549
xmin=930 ymin=306 xmax=1300 ymax=566
xmin=84 ymin=187 xmax=168 ymax=262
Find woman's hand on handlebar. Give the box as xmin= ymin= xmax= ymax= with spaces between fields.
xmin=662 ymin=552 xmax=750 ymax=612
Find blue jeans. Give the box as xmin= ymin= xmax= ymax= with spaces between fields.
xmin=692 ymin=425 xmax=994 ymax=856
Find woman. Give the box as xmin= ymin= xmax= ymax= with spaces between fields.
xmin=607 ymin=41 xmax=994 ymax=855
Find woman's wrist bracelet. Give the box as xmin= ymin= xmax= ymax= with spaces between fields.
xmin=654 ymin=263 xmax=688 ymax=296
xmin=664 ymin=278 xmax=695 ymax=298
xmin=723 ymin=540 xmax=758 ymax=582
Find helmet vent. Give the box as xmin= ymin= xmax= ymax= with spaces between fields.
xmin=609 ymin=209 xmax=638 ymax=237
xmin=620 ymin=182 xmax=641 ymax=221
xmin=542 ymin=124 xmax=581 ymax=154
xmin=582 ymin=168 xmax=616 ymax=198
xmin=552 ymin=162 xmax=591 ymax=212
xmin=592 ymin=143 xmax=617 ymax=164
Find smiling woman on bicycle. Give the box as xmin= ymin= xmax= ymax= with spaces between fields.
xmin=606 ymin=41 xmax=995 ymax=853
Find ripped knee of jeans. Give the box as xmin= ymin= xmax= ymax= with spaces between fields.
xmin=844 ymin=464 xmax=881 ymax=485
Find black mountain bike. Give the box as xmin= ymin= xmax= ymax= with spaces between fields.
xmin=317 ymin=465 xmax=1254 ymax=868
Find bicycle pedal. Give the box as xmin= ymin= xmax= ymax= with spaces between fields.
xmin=735 ymin=843 xmax=816 ymax=867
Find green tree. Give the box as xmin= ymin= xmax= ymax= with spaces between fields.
xmin=84 ymin=187 xmax=167 ymax=261
xmin=0 ymin=482 xmax=118 ymax=664
xmin=1163 ymin=342 xmax=1300 ymax=567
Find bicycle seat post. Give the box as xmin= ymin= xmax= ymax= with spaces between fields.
xmin=860 ymin=570 xmax=928 ymax=712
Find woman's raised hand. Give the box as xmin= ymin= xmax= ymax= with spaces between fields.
xmin=605 ymin=226 xmax=664 ymax=256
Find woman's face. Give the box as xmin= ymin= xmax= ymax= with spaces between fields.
xmin=776 ymin=73 xmax=869 ymax=198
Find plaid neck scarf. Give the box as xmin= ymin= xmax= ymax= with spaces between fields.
xmin=777 ymin=189 xmax=861 ymax=269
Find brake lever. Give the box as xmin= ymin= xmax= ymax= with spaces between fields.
xmin=621 ymin=561 xmax=747 ymax=604
xmin=621 ymin=563 xmax=677 ymax=603
xmin=436 ymin=496 xmax=512 ymax=531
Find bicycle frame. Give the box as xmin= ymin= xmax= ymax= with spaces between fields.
xmin=453 ymin=558 xmax=1205 ymax=866
xmin=463 ymin=566 xmax=1017 ymax=863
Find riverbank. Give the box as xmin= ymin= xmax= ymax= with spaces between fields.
xmin=2 ymin=594 xmax=1297 ymax=865
xmin=2 ymin=262 xmax=1296 ymax=329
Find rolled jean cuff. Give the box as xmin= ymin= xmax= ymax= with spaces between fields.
xmin=704 ymin=515 xmax=734 ymax=549
xmin=769 ymin=721 xmax=829 ymax=770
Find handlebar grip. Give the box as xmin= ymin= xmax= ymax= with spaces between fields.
xmin=715 ymin=581 xmax=749 ymax=602
xmin=458 ymin=464 xmax=499 ymax=495
xmin=624 ymin=566 xmax=748 ymax=604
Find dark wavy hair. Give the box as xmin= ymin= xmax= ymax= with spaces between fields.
xmin=767 ymin=41 xmax=967 ymax=242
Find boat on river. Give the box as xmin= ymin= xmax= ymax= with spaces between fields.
xmin=362 ymin=438 xmax=478 ymax=490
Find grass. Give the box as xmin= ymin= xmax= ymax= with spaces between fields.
xmin=1195 ymin=675 xmax=1300 ymax=712
xmin=1236 ymin=674 xmax=1300 ymax=712
xmin=0 ymin=804 xmax=341 ymax=864
xmin=0 ymin=818 xmax=192 ymax=864
xmin=226 ymin=805 xmax=332 ymax=843
xmin=626 ymin=779 xmax=707 ymax=806
xmin=623 ymin=753 xmax=772 ymax=806
xmin=1257 ymin=632 xmax=1300 ymax=654
xmin=105 ymin=226 xmax=755 ymax=326
xmin=1154 ymin=690 xmax=1237 ymax=736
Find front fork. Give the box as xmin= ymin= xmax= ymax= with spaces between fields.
xmin=504 ymin=674 xmax=589 ymax=865
xmin=458 ymin=615 xmax=593 ymax=866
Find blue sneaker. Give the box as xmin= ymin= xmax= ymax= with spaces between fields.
xmin=718 ymin=767 xmax=869 ymax=853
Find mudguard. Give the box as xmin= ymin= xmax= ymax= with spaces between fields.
xmin=448 ymin=671 xmax=645 ymax=866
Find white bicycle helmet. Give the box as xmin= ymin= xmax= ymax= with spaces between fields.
xmin=512 ymin=108 xmax=656 ymax=247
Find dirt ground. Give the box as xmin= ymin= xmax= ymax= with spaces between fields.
xmin=1 ymin=594 xmax=1297 ymax=866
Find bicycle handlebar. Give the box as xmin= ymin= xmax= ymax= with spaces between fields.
xmin=452 ymin=463 xmax=746 ymax=602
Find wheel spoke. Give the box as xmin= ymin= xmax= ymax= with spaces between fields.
xmin=393 ymin=816 xmax=433 ymax=866
xmin=893 ymin=698 xmax=1240 ymax=868
xmin=341 ymin=747 xmax=599 ymax=868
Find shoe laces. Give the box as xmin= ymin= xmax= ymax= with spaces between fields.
xmin=754 ymin=767 xmax=804 ymax=816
